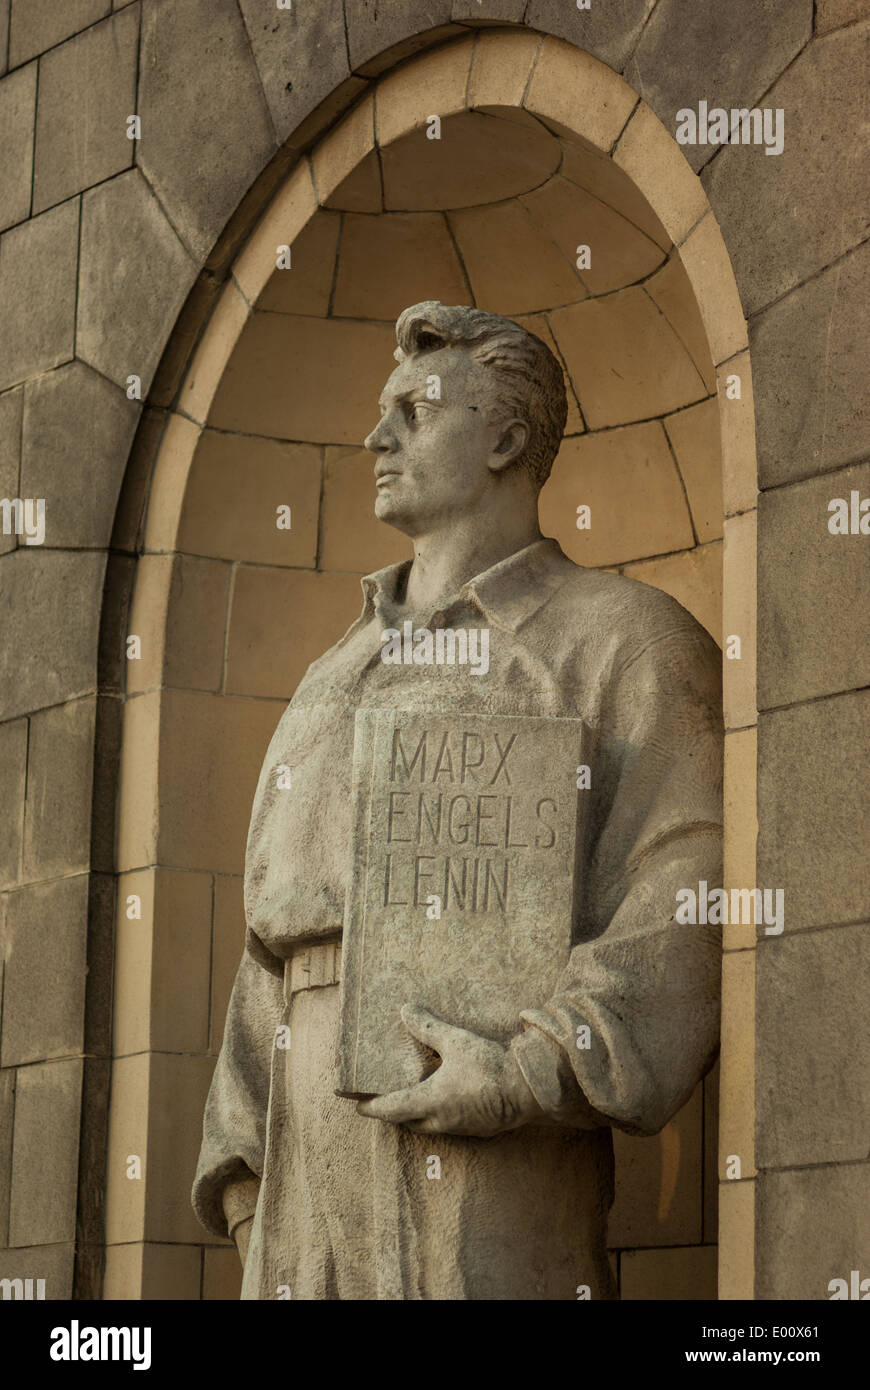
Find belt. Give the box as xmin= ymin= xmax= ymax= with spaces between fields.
xmin=286 ymin=938 xmax=342 ymax=998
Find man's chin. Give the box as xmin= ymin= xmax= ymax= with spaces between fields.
xmin=374 ymin=495 xmax=415 ymax=534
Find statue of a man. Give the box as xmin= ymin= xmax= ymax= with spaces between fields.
xmin=193 ymin=302 xmax=723 ymax=1300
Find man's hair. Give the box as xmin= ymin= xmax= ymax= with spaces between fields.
xmin=394 ymin=301 xmax=568 ymax=489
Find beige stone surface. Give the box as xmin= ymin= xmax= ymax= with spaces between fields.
xmin=756 ymin=1164 xmax=870 ymax=1300
xmin=719 ymin=950 xmax=756 ymax=1179
xmin=716 ymin=350 xmax=757 ymax=517
xmin=103 ymin=1242 xmax=203 ymax=1300
xmin=320 ymin=447 xmax=414 ymax=574
xmin=0 ymin=1066 xmax=12 ymax=1243
xmin=521 ymin=177 xmax=666 ymax=297
xmin=207 ymin=314 xmax=397 ymax=444
xmin=125 ymin=553 xmax=230 ymax=695
xmin=540 ymin=425 xmax=695 ymax=568
xmin=8 ymin=0 xmax=110 ymax=66
xmin=225 ymin=567 xmax=363 ymax=698
xmin=210 ymin=875 xmax=246 ymax=1056
xmin=9 ymin=1058 xmax=83 ymax=1247
xmin=32 ymin=7 xmax=137 ymax=214
xmin=233 ymin=162 xmax=318 ymax=308
xmin=449 ymin=199 xmax=584 ymax=315
xmin=0 ymin=385 xmax=22 ymax=557
xmin=717 ymin=1178 xmax=755 ymax=1299
xmin=0 ymin=717 xmax=27 ymax=889
xmin=203 ymin=1246 xmax=243 ymax=1300
xmin=559 ymin=137 xmax=671 ymax=252
xmin=142 ymin=413 xmax=201 ymax=554
xmin=180 ymin=278 xmax=250 ymax=428
xmin=144 ymin=1053 xmax=218 ymax=1244
xmin=620 ymin=1244 xmax=717 ymax=1301
xmin=0 ymin=62 xmax=36 ymax=232
xmin=549 ymin=289 xmax=707 ymax=429
xmin=723 ymin=728 xmax=758 ymax=953
xmin=614 ymin=102 xmax=709 ymax=248
xmin=382 ymin=110 xmax=561 ymax=212
xmin=679 ymin=212 xmax=748 ymax=366
xmin=0 ymin=875 xmax=88 ymax=1067
xmin=117 ymin=691 xmax=161 ymax=872
xmin=524 ymin=37 xmax=636 ymax=152
xmin=333 ymin=212 xmax=470 ymax=320
xmin=721 ymin=510 xmax=757 ymax=731
xmin=467 ymin=28 xmax=542 ymax=111
xmin=0 ymin=199 xmax=78 ymax=392
xmin=375 ymin=37 xmax=474 ymax=149
xmin=623 ymin=543 xmax=723 ymax=644
xmin=312 ymin=93 xmax=380 ymax=213
xmin=256 ymin=210 xmax=341 ymax=316
xmin=179 ymin=432 xmax=321 ymax=568
xmin=645 ymin=256 xmax=716 ymax=393
xmin=663 ymin=398 xmax=723 ymax=543
xmin=609 ymin=1086 xmax=703 ymax=1248
xmin=816 ymin=0 xmax=870 ymax=31
xmin=104 ymin=1053 xmax=149 ymax=1244
xmin=703 ymin=1062 xmax=720 ymax=1242
xmin=22 ymin=697 xmax=96 ymax=882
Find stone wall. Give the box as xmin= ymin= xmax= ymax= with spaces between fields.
xmin=0 ymin=0 xmax=866 ymax=1302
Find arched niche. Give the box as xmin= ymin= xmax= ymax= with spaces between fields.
xmin=106 ymin=30 xmax=756 ymax=1301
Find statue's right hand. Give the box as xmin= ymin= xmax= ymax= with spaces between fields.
xmin=233 ymin=1214 xmax=255 ymax=1268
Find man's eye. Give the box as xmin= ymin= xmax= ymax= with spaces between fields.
xmin=410 ymin=403 xmax=429 ymax=422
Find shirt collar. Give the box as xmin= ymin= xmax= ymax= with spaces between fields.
xmin=360 ymin=537 xmax=575 ymax=633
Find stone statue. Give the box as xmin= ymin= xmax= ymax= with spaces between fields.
xmin=193 ymin=302 xmax=723 ymax=1300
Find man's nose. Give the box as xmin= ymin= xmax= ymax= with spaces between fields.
xmin=364 ymin=416 xmax=396 ymax=454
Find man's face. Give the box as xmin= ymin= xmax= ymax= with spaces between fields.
xmin=364 ymin=347 xmax=508 ymax=536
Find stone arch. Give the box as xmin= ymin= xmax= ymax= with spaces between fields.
xmin=105 ymin=30 xmax=756 ymax=1300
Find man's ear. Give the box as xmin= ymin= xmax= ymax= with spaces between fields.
xmin=488 ymin=418 xmax=530 ymax=474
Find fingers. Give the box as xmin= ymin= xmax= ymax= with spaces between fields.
xmin=400 ymin=1004 xmax=472 ymax=1056
xmin=356 ymin=1079 xmax=434 ymax=1125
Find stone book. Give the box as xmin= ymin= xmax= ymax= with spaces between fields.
xmin=334 ymin=707 xmax=589 ymax=1098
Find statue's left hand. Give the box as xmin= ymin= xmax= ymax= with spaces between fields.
xmin=356 ymin=1005 xmax=544 ymax=1137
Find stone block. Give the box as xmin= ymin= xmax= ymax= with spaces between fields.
xmin=208 ymin=313 xmax=396 ymax=444
xmin=721 ymin=510 xmax=756 ymax=730
xmin=449 ymin=198 xmax=583 ymax=316
xmin=614 ymin=102 xmax=709 ymax=248
xmin=0 ymin=1242 xmax=75 ymax=1300
xmin=0 ymin=385 xmax=22 ymax=557
xmin=0 ymin=62 xmax=36 ymax=232
xmin=22 ymin=697 xmax=95 ymax=882
xmin=718 ymin=949 xmax=755 ymax=1180
xmin=620 ymin=1244 xmax=717 ymax=1301
xmin=32 ymin=7 xmax=137 ymax=214
xmin=524 ymin=36 xmax=637 ymax=151
xmin=663 ymin=398 xmax=723 ymax=542
xmin=8 ymin=0 xmax=110 ymax=67
xmin=9 ymin=1058 xmax=83 ymax=1246
xmin=144 ymin=1051 xmax=217 ymax=1243
xmin=758 ymin=463 xmax=870 ymax=707
xmin=715 ymin=349 xmax=757 ymax=517
xmin=0 ymin=0 xmax=7 ymax=72
xmin=623 ymin=542 xmax=722 ymax=644
xmin=124 ymin=553 xmax=230 ymax=695
xmin=467 ymin=28 xmax=542 ymax=112
xmin=77 ymin=169 xmax=198 ymax=394
xmin=238 ymin=0 xmax=350 ymax=144
xmin=232 ymin=161 xmax=317 ymax=308
xmin=703 ymin=23 xmax=870 ymax=316
xmin=320 ymin=446 xmax=413 ymax=575
xmin=453 ymin=0 xmax=526 ymax=21
xmin=116 ymin=691 xmax=160 ymax=872
xmin=179 ymin=431 xmax=320 ymax=568
xmin=20 ymin=362 xmax=140 ymax=549
xmin=311 ymin=94 xmax=381 ymax=213
xmin=178 ymin=280 xmax=250 ymax=428
xmin=645 ymin=256 xmax=716 ymax=392
xmin=757 ymin=690 xmax=869 ymax=933
xmin=104 ymin=1052 xmax=149 ymax=1243
xmin=0 ymin=199 xmax=78 ymax=392
xmin=540 ymin=424 xmax=694 ymax=568
xmin=225 ymin=567 xmax=363 ymax=699
xmin=0 ymin=876 xmax=89 ymax=1067
xmin=521 ymin=176 xmax=665 ymax=297
xmin=629 ymin=0 xmax=811 ymax=173
xmin=257 ymin=209 xmax=341 ymax=315
xmin=210 ymin=874 xmax=246 ymax=1055
xmin=550 ymin=289 xmax=707 ymax=428
xmin=609 ymin=1085 xmax=703 ymax=1248
xmin=0 ymin=1067 xmax=14 ymax=1243
xmin=524 ymin=0 xmax=653 ymax=72
xmin=156 ymin=689 xmax=285 ymax=873
xmin=346 ymin=1 xmax=455 ymax=74
xmin=0 ymin=549 xmax=105 ymax=720
xmin=679 ymin=212 xmax=748 ymax=366
xmin=703 ymin=1061 xmax=719 ymax=1242
xmin=203 ymin=1246 xmax=243 ymax=1300
xmin=756 ymin=1163 xmax=870 ymax=1299
xmin=717 ymin=1178 xmax=754 ymax=1299
xmin=0 ymin=716 xmax=26 ymax=888
xmin=376 ymin=37 xmax=474 ymax=150
xmin=137 ymin=0 xmax=276 ymax=261
xmin=140 ymin=1244 xmax=202 ymax=1299
xmin=751 ymin=241 xmax=870 ymax=489
xmin=334 ymin=212 xmax=469 ymax=320
xmin=817 ymin=0 xmax=870 ymax=32
xmin=723 ymin=727 xmax=757 ymax=952
xmin=757 ymin=923 xmax=869 ymax=1170
xmin=559 ymin=137 xmax=671 ymax=253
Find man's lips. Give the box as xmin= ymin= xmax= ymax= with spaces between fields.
xmin=375 ymin=469 xmax=401 ymax=486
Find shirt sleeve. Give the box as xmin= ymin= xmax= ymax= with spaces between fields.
xmin=191 ymin=926 xmax=286 ymax=1239
xmin=509 ymin=620 xmax=723 ymax=1136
